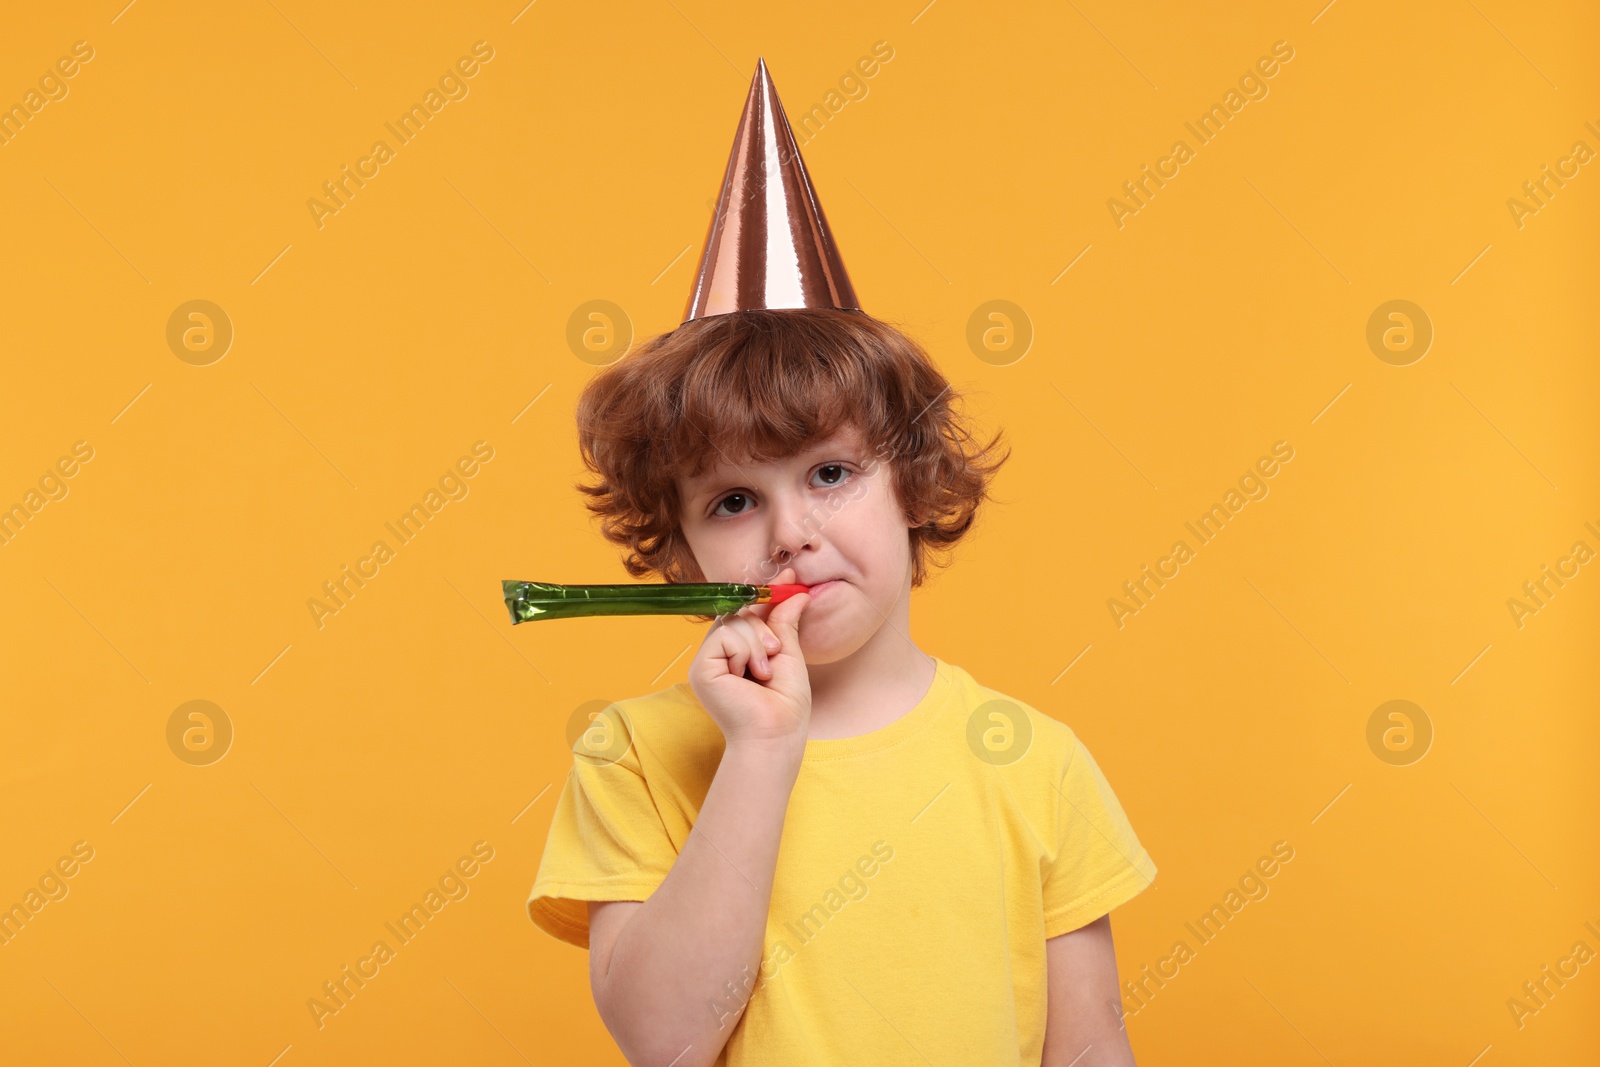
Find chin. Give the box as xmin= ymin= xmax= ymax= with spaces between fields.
xmin=796 ymin=616 xmax=874 ymax=665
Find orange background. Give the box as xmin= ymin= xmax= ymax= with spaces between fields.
xmin=2 ymin=1 xmax=1596 ymax=1064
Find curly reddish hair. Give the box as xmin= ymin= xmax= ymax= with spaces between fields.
xmin=573 ymin=308 xmax=1009 ymax=588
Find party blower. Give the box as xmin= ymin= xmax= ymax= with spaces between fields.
xmin=502 ymin=580 xmax=811 ymax=624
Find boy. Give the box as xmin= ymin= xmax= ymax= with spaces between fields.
xmin=526 ymin=59 xmax=1157 ymax=1066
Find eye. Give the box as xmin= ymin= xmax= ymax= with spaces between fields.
xmin=710 ymin=492 xmax=752 ymax=518
xmin=813 ymin=463 xmax=852 ymax=489
xmin=707 ymin=464 xmax=854 ymax=519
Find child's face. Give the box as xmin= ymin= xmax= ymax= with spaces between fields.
xmin=675 ymin=423 xmax=914 ymax=663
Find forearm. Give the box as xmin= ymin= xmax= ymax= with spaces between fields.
xmin=1047 ymin=1004 xmax=1135 ymax=1067
xmin=1044 ymin=918 xmax=1138 ymax=1067
xmin=595 ymin=740 xmax=800 ymax=1067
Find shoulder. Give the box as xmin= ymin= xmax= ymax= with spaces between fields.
xmin=571 ymin=679 xmax=724 ymax=786
xmin=941 ymin=659 xmax=1079 ymax=775
xmin=636 ymin=680 xmax=723 ymax=745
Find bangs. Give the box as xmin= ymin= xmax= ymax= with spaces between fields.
xmin=670 ymin=312 xmax=889 ymax=478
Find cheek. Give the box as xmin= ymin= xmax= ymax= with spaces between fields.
xmin=684 ymin=523 xmax=761 ymax=582
xmin=833 ymin=487 xmax=910 ymax=572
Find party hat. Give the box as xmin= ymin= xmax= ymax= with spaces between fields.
xmin=682 ymin=57 xmax=861 ymax=323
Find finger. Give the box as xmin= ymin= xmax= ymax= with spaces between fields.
xmin=738 ymin=626 xmax=774 ymax=678
xmin=722 ymin=635 xmax=751 ymax=681
xmin=717 ymin=619 xmax=773 ymax=678
xmin=764 ymin=589 xmax=811 ymax=656
xmin=731 ymin=610 xmax=782 ymax=656
xmin=751 ymin=618 xmax=781 ymax=656
xmin=743 ymin=566 xmax=797 ymax=625
xmin=747 ymin=638 xmax=774 ymax=679
xmin=719 ymin=616 xmax=757 ymax=650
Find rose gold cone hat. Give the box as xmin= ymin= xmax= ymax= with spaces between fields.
xmin=682 ymin=57 xmax=861 ymax=324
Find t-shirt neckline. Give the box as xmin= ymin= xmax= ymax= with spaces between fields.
xmin=802 ymin=655 xmax=958 ymax=761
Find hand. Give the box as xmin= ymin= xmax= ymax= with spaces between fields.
xmin=687 ymin=567 xmax=812 ymax=752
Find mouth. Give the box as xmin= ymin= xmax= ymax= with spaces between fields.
xmin=804 ymin=578 xmax=846 ymax=597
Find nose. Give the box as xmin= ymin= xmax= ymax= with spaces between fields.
xmin=772 ymin=533 xmax=812 ymax=568
xmin=768 ymin=490 xmax=817 ymax=568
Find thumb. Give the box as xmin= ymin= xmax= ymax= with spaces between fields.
xmin=765 ymin=588 xmax=810 ymax=653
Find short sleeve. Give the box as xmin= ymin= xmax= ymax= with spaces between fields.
xmin=1041 ymin=734 xmax=1157 ymax=939
xmin=526 ymin=741 xmax=681 ymax=950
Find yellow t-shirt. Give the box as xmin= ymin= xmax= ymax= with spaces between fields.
xmin=526 ymin=656 xmax=1157 ymax=1066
